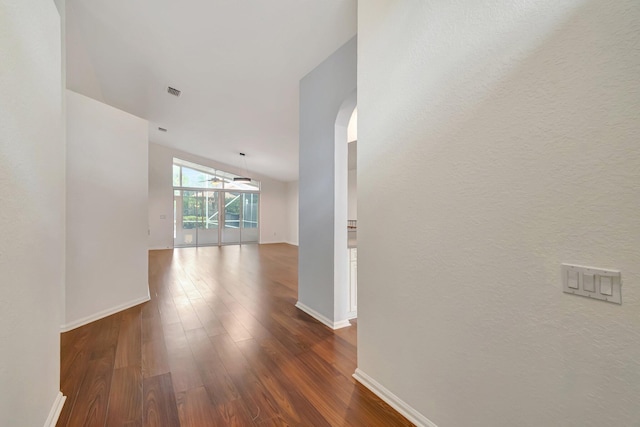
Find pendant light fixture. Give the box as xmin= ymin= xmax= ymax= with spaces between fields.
xmin=233 ymin=152 xmax=252 ymax=183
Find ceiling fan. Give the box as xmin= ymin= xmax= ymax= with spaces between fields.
xmin=198 ymin=170 xmax=221 ymax=183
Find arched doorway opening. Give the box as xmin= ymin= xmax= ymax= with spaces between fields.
xmin=334 ymin=92 xmax=357 ymax=324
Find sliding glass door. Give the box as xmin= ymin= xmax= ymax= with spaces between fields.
xmin=174 ymin=189 xmax=259 ymax=247
xmin=222 ymin=191 xmax=241 ymax=244
xmin=241 ymin=193 xmax=259 ymax=243
xmin=174 ymin=190 xmax=198 ymax=246
xmin=197 ymin=191 xmax=219 ymax=245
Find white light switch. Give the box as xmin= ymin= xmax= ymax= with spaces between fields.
xmin=583 ymin=274 xmax=595 ymax=292
xmin=562 ymin=264 xmax=622 ymax=304
xmin=567 ymin=270 xmax=579 ymax=289
xmin=600 ymin=276 xmax=613 ymax=296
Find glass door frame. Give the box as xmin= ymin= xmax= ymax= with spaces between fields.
xmin=173 ymin=186 xmax=260 ymax=248
xmin=196 ymin=190 xmax=220 ymax=246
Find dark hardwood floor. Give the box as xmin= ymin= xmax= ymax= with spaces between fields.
xmin=58 ymin=243 xmax=413 ymax=426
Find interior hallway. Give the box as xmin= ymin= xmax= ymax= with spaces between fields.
xmin=58 ymin=244 xmax=412 ymax=426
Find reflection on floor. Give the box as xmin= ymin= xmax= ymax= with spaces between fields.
xmin=57 ymin=244 xmax=412 ymax=426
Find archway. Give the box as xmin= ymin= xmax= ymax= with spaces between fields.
xmin=333 ymin=91 xmax=357 ymax=324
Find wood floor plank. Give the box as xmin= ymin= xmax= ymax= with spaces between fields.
xmin=88 ymin=312 xmax=122 ymax=361
xmin=106 ymin=366 xmax=143 ymax=426
xmin=236 ymin=338 xmax=332 ymax=427
xmin=184 ymin=328 xmax=240 ymax=406
xmin=208 ymin=333 xmax=282 ymax=424
xmin=58 ymin=325 xmax=94 ymax=427
xmin=251 ymin=334 xmax=353 ymax=426
xmin=142 ymin=373 xmax=181 ymax=427
xmin=176 ymin=386 xmax=221 ymax=427
xmin=158 ymin=293 xmax=181 ymax=325
xmin=140 ymin=296 xmax=159 ymax=320
xmin=162 ymin=322 xmax=203 ymax=393
xmin=142 ymin=337 xmax=170 ymax=379
xmin=216 ymin=310 xmax=253 ymax=342
xmin=190 ymin=298 xmax=227 ymax=338
xmin=254 ymin=415 xmax=293 ymax=427
xmin=115 ymin=306 xmax=142 ymax=369
xmin=344 ymin=382 xmax=415 ymax=427
xmin=65 ymin=355 xmax=114 ymax=426
xmin=214 ymin=398 xmax=257 ymax=427
xmin=173 ymin=293 xmax=203 ymax=331
xmin=310 ymin=333 xmax=357 ymax=379
xmin=142 ymin=309 xmax=164 ymax=343
xmin=59 ymin=244 xmax=414 ymax=427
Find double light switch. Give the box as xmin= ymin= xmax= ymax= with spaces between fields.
xmin=562 ymin=264 xmax=621 ymax=304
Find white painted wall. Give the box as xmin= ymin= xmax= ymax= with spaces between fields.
xmin=148 ymin=143 xmax=289 ymax=249
xmin=347 ymin=107 xmax=358 ymax=143
xmin=65 ymin=90 xmax=149 ymax=329
xmin=298 ymin=37 xmax=357 ymax=326
xmin=55 ymin=0 xmax=67 ymax=330
xmin=348 ymin=140 xmax=357 ymax=221
xmin=348 ymin=168 xmax=357 ymax=221
xmin=285 ymin=180 xmax=299 ymax=245
xmin=0 ymin=0 xmax=65 ymax=424
xmin=261 ymin=177 xmax=288 ymax=244
xmin=65 ymin=0 xmax=105 ymax=103
xmin=148 ymin=143 xmax=173 ymax=249
xmin=358 ymin=1 xmax=640 ymax=426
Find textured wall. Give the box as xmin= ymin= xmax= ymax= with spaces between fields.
xmin=358 ymin=1 xmax=640 ymax=426
xmin=348 ymin=168 xmax=357 ymax=221
xmin=299 ymin=37 xmax=356 ymax=324
xmin=286 ymin=180 xmax=299 ymax=246
xmin=0 ymin=0 xmax=65 ymax=424
xmin=66 ymin=90 xmax=149 ymax=328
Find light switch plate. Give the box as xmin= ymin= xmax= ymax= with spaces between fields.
xmin=567 ymin=270 xmax=579 ymax=289
xmin=562 ymin=264 xmax=622 ymax=304
xmin=583 ymin=273 xmax=595 ymax=293
xmin=600 ymin=276 xmax=613 ymax=296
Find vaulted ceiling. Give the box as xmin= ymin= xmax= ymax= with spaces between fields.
xmin=66 ymin=0 xmax=357 ymax=181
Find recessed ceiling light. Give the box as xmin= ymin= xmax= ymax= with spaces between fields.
xmin=158 ymin=127 xmax=167 ymax=132
xmin=167 ymin=86 xmax=181 ymax=97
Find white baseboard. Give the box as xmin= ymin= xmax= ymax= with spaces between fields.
xmin=151 ymin=243 xmax=299 ymax=249
xmin=353 ymin=369 xmax=437 ymax=427
xmin=258 ymin=240 xmax=287 ymax=245
xmin=346 ymin=310 xmax=357 ymax=320
xmin=295 ymin=301 xmax=351 ymax=330
xmin=43 ymin=391 xmax=66 ymax=427
xmin=60 ymin=290 xmax=151 ymax=332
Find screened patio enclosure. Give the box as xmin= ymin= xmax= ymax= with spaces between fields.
xmin=173 ymin=158 xmax=260 ymax=247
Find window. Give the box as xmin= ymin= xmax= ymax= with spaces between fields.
xmin=173 ymin=158 xmax=260 ymax=246
xmin=172 ymin=158 xmax=260 ymax=191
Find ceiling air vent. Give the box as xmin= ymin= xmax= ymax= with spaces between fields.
xmin=158 ymin=127 xmax=167 ymax=132
xmin=167 ymin=86 xmax=181 ymax=97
